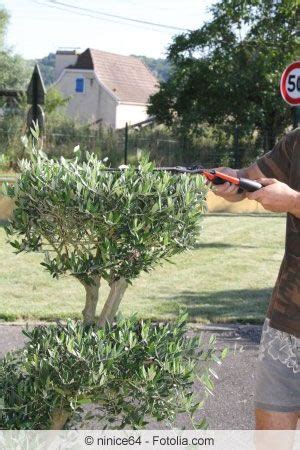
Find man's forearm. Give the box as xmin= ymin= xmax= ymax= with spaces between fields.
xmin=237 ymin=162 xmax=264 ymax=180
xmin=245 ymin=176 xmax=300 ymax=217
xmin=237 ymin=163 xmax=300 ymax=216
xmin=287 ymin=191 xmax=300 ymax=218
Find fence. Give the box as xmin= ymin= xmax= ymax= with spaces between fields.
xmin=0 ymin=122 xmax=265 ymax=171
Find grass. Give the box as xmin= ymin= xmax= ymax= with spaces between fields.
xmin=0 ymin=214 xmax=285 ymax=324
xmin=0 ymin=169 xmax=16 ymax=179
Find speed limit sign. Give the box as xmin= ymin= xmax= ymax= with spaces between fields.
xmin=280 ymin=61 xmax=300 ymax=106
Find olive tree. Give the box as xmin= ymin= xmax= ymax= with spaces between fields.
xmin=4 ymin=146 xmax=208 ymax=326
xmin=1 ymin=144 xmax=228 ymax=431
xmin=0 ymin=314 xmax=227 ymax=430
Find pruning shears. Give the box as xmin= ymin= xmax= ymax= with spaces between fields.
xmin=156 ymin=165 xmax=262 ymax=192
xmin=107 ymin=165 xmax=262 ymax=192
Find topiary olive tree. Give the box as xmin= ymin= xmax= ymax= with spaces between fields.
xmin=0 ymin=314 xmax=227 ymax=430
xmin=1 ymin=143 xmax=228 ymax=431
xmin=4 ymin=147 xmax=208 ymax=326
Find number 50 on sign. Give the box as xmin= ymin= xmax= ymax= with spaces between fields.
xmin=280 ymin=61 xmax=300 ymax=106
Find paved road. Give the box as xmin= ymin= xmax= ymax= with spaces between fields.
xmin=0 ymin=323 xmax=262 ymax=430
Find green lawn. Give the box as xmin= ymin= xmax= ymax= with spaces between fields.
xmin=0 ymin=214 xmax=285 ymax=324
xmin=0 ymin=171 xmax=16 ymax=179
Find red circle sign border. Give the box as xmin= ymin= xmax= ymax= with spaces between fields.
xmin=280 ymin=61 xmax=300 ymax=106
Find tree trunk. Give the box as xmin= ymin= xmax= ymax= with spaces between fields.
xmin=50 ymin=409 xmax=70 ymax=430
xmin=97 ymin=277 xmax=128 ymax=328
xmin=233 ymin=126 xmax=240 ymax=168
xmin=80 ymin=274 xmax=101 ymax=325
xmin=263 ymin=128 xmax=276 ymax=153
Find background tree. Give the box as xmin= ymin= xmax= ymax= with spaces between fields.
xmin=0 ymin=7 xmax=31 ymax=89
xmin=0 ymin=87 xmax=70 ymax=170
xmin=148 ymin=0 xmax=298 ymax=161
xmin=44 ymin=87 xmax=69 ymax=115
xmin=0 ymin=8 xmax=8 ymax=49
xmin=36 ymin=52 xmax=56 ymax=86
xmin=132 ymin=55 xmax=172 ymax=82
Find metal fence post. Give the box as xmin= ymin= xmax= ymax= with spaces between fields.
xmin=293 ymin=106 xmax=300 ymax=129
xmin=124 ymin=122 xmax=128 ymax=164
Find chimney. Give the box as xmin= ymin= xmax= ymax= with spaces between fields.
xmin=55 ymin=49 xmax=79 ymax=80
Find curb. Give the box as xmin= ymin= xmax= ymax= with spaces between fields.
xmin=0 ymin=321 xmax=264 ymax=332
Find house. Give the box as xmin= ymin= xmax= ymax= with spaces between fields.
xmin=53 ymin=48 xmax=159 ymax=129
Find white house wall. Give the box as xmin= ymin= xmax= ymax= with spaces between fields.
xmin=116 ymin=103 xmax=149 ymax=129
xmin=55 ymin=52 xmax=78 ymax=80
xmin=55 ymin=70 xmax=117 ymax=127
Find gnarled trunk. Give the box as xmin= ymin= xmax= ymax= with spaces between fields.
xmin=80 ymin=274 xmax=101 ymax=325
xmin=77 ymin=275 xmax=127 ymax=327
xmin=50 ymin=409 xmax=70 ymax=430
xmin=97 ymin=277 xmax=128 ymax=327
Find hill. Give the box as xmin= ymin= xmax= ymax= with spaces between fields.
xmin=131 ymin=55 xmax=172 ymax=82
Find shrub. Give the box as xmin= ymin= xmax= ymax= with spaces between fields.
xmin=1 ymin=138 xmax=224 ymax=431
xmin=0 ymin=313 xmax=225 ymax=430
xmin=4 ymin=146 xmax=208 ymax=327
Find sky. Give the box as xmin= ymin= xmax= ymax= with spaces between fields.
xmin=0 ymin=0 xmax=215 ymax=60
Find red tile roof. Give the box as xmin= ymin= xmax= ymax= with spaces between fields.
xmin=67 ymin=48 xmax=159 ymax=104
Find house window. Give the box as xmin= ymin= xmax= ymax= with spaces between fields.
xmin=75 ymin=78 xmax=85 ymax=93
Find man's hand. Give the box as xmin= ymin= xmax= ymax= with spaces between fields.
xmin=211 ymin=163 xmax=265 ymax=203
xmin=212 ymin=167 xmax=244 ymax=202
xmin=246 ymin=178 xmax=300 ymax=216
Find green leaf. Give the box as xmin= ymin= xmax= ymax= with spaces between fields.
xmin=221 ymin=347 xmax=229 ymax=359
xmin=151 ymin=203 xmax=159 ymax=213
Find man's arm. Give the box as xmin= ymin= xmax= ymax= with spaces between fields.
xmin=213 ymin=164 xmax=300 ymax=218
xmin=212 ymin=131 xmax=300 ymax=215
xmin=213 ymin=162 xmax=265 ymax=202
xmin=246 ymin=178 xmax=300 ymax=218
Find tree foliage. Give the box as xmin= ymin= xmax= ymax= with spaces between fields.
xmin=148 ymin=0 xmax=298 ymax=150
xmin=0 ymin=8 xmax=9 ymax=50
xmin=36 ymin=52 xmax=56 ymax=86
xmin=0 ymin=88 xmax=71 ymax=170
xmin=5 ymin=152 xmax=207 ymax=284
xmin=133 ymin=55 xmax=172 ymax=82
xmin=0 ymin=52 xmax=31 ymax=90
xmin=4 ymin=144 xmax=208 ymax=325
xmin=0 ymin=7 xmax=31 ymax=89
xmin=0 ymin=313 xmax=223 ymax=430
xmin=44 ymin=87 xmax=69 ymax=114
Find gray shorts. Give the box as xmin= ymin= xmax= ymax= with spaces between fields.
xmin=254 ymin=318 xmax=300 ymax=412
